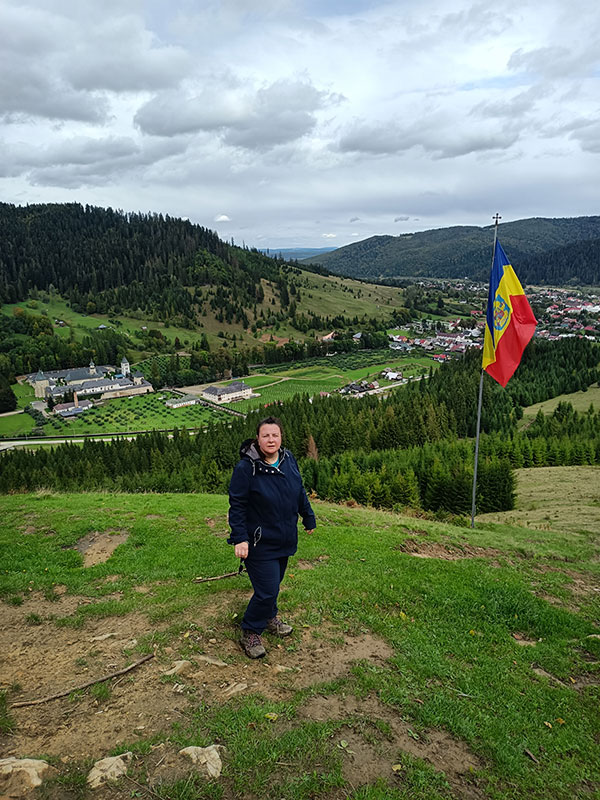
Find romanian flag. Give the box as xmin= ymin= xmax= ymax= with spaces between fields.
xmin=482 ymin=240 xmax=537 ymax=387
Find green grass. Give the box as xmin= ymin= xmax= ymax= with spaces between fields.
xmin=520 ymin=384 xmax=600 ymax=426
xmin=1 ymin=489 xmax=599 ymax=798
xmin=478 ymin=465 xmax=600 ymax=538
xmin=0 ymin=690 xmax=16 ymax=734
xmin=0 ymin=411 xmax=35 ymax=437
xmin=1 ymin=272 xmax=408 ymax=354
xmin=12 ymin=381 xmax=36 ymax=409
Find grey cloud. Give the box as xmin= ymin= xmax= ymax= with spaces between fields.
xmin=63 ymin=15 xmax=192 ymax=92
xmin=0 ymin=44 xmax=109 ymax=123
xmin=337 ymin=118 xmax=518 ymax=159
xmin=137 ymin=78 xmax=341 ymax=150
xmin=134 ymin=85 xmax=243 ymax=136
xmin=508 ymin=43 xmax=599 ymax=80
xmin=349 ymin=216 xmax=360 ymax=222
xmin=394 ymin=215 xmax=410 ymax=222
xmin=569 ymin=120 xmax=600 ymax=153
xmin=471 ymin=87 xmax=547 ymax=121
xmin=0 ymin=134 xmax=189 ymax=188
xmin=438 ymin=3 xmax=511 ymax=39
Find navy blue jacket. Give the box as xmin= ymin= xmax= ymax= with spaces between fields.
xmin=227 ymin=440 xmax=316 ymax=561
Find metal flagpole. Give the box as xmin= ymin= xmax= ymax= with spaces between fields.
xmin=470 ymin=214 xmax=501 ymax=529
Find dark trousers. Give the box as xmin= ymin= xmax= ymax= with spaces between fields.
xmin=242 ymin=556 xmax=289 ymax=634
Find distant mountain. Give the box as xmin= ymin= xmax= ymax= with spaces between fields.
xmin=261 ymin=247 xmax=337 ymax=261
xmin=302 ymin=216 xmax=600 ymax=284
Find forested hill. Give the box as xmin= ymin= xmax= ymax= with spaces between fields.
xmin=302 ymin=216 xmax=600 ymax=283
xmin=0 ymin=202 xmax=327 ymax=319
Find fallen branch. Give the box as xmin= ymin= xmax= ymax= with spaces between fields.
xmin=193 ymin=569 xmax=241 ymax=583
xmin=10 ymin=653 xmax=155 ymax=708
xmin=524 ymin=748 xmax=540 ymax=764
xmin=193 ymin=562 xmax=245 ymax=583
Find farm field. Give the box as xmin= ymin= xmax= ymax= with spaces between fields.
xmin=0 ymin=486 xmax=598 ymax=800
xmin=227 ymin=375 xmax=347 ymax=411
xmin=221 ymin=354 xmax=434 ymax=410
xmin=0 ymin=391 xmax=230 ymax=439
xmin=3 ymin=351 xmax=437 ymax=438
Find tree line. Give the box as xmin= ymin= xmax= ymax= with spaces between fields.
xmin=1 ymin=339 xmax=598 ymax=515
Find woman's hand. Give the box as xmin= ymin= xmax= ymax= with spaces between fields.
xmin=234 ymin=541 xmax=249 ymax=559
xmin=304 ymin=529 xmax=315 ymax=535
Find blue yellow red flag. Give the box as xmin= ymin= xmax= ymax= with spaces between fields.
xmin=482 ymin=240 xmax=537 ymax=387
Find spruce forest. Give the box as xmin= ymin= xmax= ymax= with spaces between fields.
xmin=2 ymin=339 xmax=598 ymax=517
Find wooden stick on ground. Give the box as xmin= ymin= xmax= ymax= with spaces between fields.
xmin=10 ymin=653 xmax=155 ymax=708
xmin=193 ymin=570 xmax=241 ymax=583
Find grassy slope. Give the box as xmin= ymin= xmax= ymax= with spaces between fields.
xmin=1 ymin=485 xmax=598 ymax=800
xmin=1 ymin=270 xmax=406 ymax=354
xmin=477 ymin=465 xmax=600 ymax=537
xmin=520 ymin=385 xmax=600 ymax=425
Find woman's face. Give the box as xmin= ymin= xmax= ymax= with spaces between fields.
xmin=257 ymin=423 xmax=282 ymax=457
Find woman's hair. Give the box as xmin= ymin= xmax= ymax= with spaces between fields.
xmin=256 ymin=416 xmax=283 ymax=436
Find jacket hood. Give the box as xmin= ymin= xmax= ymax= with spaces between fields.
xmin=239 ymin=438 xmax=261 ymax=461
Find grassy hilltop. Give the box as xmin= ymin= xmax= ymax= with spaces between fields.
xmin=1 ymin=481 xmax=599 ymax=800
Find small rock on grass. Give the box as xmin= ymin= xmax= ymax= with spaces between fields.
xmin=87 ymin=753 xmax=132 ymax=789
xmin=179 ymin=746 xmax=225 ymax=778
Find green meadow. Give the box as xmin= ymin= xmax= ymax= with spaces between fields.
xmin=0 ymin=483 xmax=598 ymax=800
xmin=520 ymin=385 xmax=600 ymax=426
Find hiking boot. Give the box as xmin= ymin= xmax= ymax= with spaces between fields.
xmin=240 ymin=630 xmax=266 ymax=659
xmin=266 ymin=616 xmax=293 ymax=637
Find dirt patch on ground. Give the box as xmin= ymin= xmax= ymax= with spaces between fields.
xmin=74 ymin=530 xmax=130 ymax=566
xmin=395 ymin=538 xmax=502 ymax=561
xmin=205 ymin=515 xmax=229 ymax=538
xmin=259 ymin=333 xmax=289 ymax=345
xmin=0 ymin=587 xmax=394 ymax=767
xmin=297 ymin=694 xmax=486 ymax=798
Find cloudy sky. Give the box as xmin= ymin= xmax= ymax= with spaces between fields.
xmin=1 ymin=0 xmax=599 ymax=249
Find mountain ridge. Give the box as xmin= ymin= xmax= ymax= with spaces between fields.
xmin=302 ymin=216 xmax=600 ymax=284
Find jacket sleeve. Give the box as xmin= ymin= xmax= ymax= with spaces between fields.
xmin=290 ymin=452 xmax=316 ymax=530
xmin=227 ymin=460 xmax=252 ymax=545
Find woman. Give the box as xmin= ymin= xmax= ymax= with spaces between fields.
xmin=228 ymin=416 xmax=316 ymax=658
